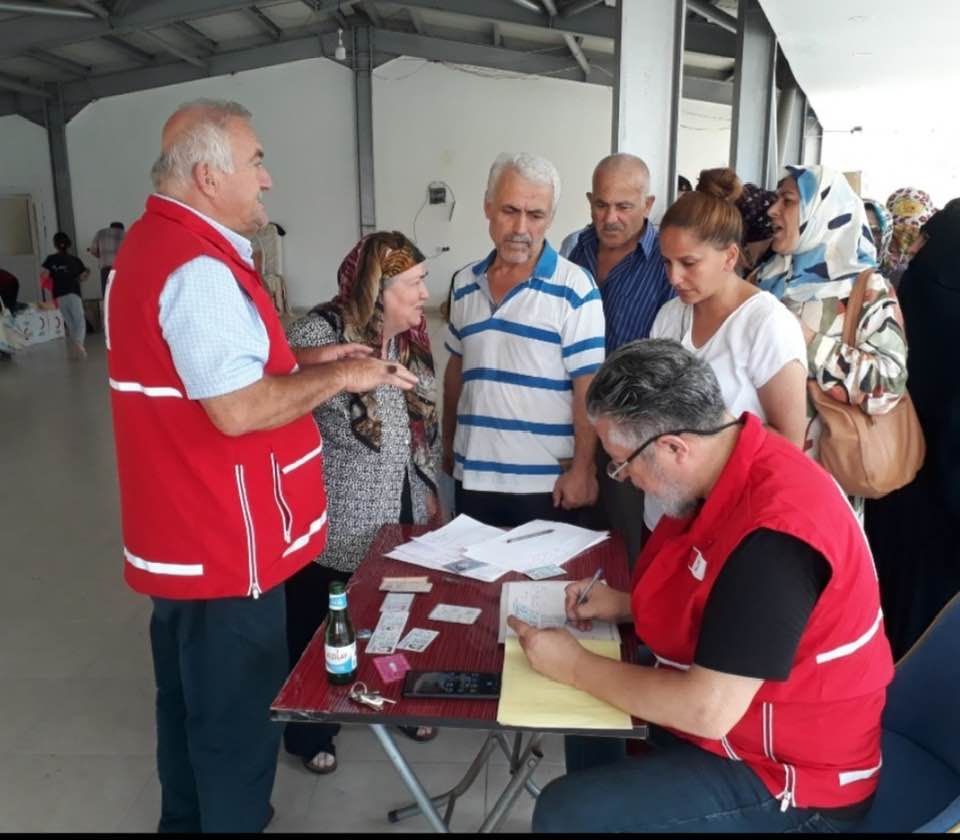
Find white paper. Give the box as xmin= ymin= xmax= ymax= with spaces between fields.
xmin=498 ymin=581 xmax=621 ymax=644
xmin=429 ymin=604 xmax=482 ymax=625
xmin=380 ymin=592 xmax=415 ymax=612
xmin=465 ymin=520 xmax=609 ymax=573
xmin=397 ymin=628 xmax=439 ymax=652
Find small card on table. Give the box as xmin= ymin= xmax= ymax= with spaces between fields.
xmin=380 ymin=592 xmax=415 ymax=612
xmin=397 ymin=628 xmax=439 ymax=653
xmin=429 ymin=604 xmax=482 ymax=625
xmin=524 ymin=565 xmax=568 ymax=580
xmin=380 ymin=576 xmax=433 ymax=593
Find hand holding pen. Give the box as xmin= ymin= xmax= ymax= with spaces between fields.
xmin=564 ymin=569 xmax=632 ymax=631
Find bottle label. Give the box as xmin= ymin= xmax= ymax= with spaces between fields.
xmin=329 ymin=591 xmax=347 ymax=611
xmin=325 ymin=642 xmax=357 ymax=674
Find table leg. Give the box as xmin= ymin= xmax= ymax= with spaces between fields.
xmin=370 ymin=723 xmax=449 ymax=833
xmin=480 ymin=733 xmax=545 ymax=833
xmin=494 ymin=733 xmax=542 ymax=799
xmin=384 ymin=730 xmax=500 ymax=827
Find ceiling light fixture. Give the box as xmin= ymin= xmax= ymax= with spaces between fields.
xmin=335 ymin=28 xmax=346 ymax=61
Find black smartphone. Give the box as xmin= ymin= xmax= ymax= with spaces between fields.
xmin=402 ymin=670 xmax=501 ymax=700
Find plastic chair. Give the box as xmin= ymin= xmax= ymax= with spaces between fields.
xmin=855 ymin=592 xmax=960 ymax=832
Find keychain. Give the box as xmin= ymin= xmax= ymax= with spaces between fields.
xmin=348 ymin=681 xmax=397 ymax=712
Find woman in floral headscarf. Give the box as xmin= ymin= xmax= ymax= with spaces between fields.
xmin=755 ymin=166 xmax=909 ymax=508
xmin=885 ymin=187 xmax=937 ymax=285
xmin=282 ymin=231 xmax=441 ymax=774
xmin=863 ymin=198 xmax=893 ymax=276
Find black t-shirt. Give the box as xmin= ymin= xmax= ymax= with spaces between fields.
xmin=42 ymin=253 xmax=86 ymax=298
xmin=694 ymin=529 xmax=832 ymax=680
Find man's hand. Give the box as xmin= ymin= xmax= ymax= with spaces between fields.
xmin=552 ymin=463 xmax=599 ymax=510
xmin=339 ymin=357 xmax=418 ymax=393
xmin=563 ymin=578 xmax=631 ymax=630
xmin=507 ymin=617 xmax=587 ymax=686
xmin=295 ymin=343 xmax=373 ymax=366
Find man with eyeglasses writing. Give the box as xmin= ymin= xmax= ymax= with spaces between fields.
xmin=508 ymin=339 xmax=892 ymax=833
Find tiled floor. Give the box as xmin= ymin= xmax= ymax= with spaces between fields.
xmin=0 ymin=325 xmax=563 ymax=832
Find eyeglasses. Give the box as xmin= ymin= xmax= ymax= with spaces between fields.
xmin=606 ymin=419 xmax=743 ymax=481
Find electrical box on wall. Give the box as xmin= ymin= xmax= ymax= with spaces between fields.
xmin=428 ymin=183 xmax=447 ymax=204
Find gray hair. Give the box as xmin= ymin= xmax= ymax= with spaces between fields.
xmin=587 ymin=339 xmax=727 ymax=450
xmin=484 ymin=152 xmax=561 ymax=216
xmin=593 ymin=153 xmax=651 ymax=195
xmin=150 ymin=99 xmax=252 ymax=190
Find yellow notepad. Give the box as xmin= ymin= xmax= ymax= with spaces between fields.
xmin=496 ymin=638 xmax=634 ymax=731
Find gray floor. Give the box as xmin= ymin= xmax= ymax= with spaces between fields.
xmin=0 ymin=330 xmax=565 ymax=832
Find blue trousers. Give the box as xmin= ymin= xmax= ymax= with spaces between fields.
xmin=150 ymin=586 xmax=287 ymax=833
xmin=533 ymin=728 xmax=859 ymax=833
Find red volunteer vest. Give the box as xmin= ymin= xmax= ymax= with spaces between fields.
xmin=106 ymin=196 xmax=328 ymax=599
xmin=633 ymin=413 xmax=893 ymax=811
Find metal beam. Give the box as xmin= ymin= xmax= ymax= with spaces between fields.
xmin=683 ymin=72 xmax=733 ymax=106
xmin=139 ymin=30 xmax=207 ymax=68
xmin=245 ymin=6 xmax=283 ymax=39
xmin=102 ymin=33 xmax=155 ymax=63
xmin=0 ymin=0 xmax=95 ymax=18
xmin=360 ymin=1 xmax=382 ymax=28
xmin=777 ymin=83 xmax=805 ymax=168
xmin=564 ymin=34 xmax=590 ymax=78
xmin=561 ymin=0 xmax=602 ymax=15
xmin=71 ymin=0 xmax=110 ymax=18
xmin=801 ymin=103 xmax=822 ymax=166
xmin=28 ymin=50 xmax=92 ymax=77
xmin=0 ymin=71 xmax=50 ymax=98
xmin=173 ymin=21 xmax=220 ymax=52
xmin=686 ymin=0 xmax=737 ymax=33
xmin=510 ymin=0 xmax=542 ymax=12
xmin=44 ymin=88 xmax=77 ymax=246
xmin=408 ymin=8 xmax=425 ymax=34
xmin=354 ymin=27 xmax=376 ymax=236
xmin=729 ymin=0 xmax=778 ymax=187
xmin=683 ymin=20 xmax=735 ymax=58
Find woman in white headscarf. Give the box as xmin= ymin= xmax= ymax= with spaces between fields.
xmin=754 ymin=166 xmax=909 ymax=500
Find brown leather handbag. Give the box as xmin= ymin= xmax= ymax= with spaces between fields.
xmin=807 ymin=269 xmax=926 ymax=499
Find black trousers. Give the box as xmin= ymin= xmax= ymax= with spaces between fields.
xmin=577 ymin=450 xmax=647 ymax=570
xmin=150 ymin=586 xmax=287 ymax=833
xmin=454 ymin=481 xmax=578 ymax=528
xmin=100 ymin=266 xmax=111 ymax=298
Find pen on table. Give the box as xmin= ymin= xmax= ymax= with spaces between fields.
xmin=573 ymin=567 xmax=605 ymax=609
xmin=505 ymin=528 xmax=554 ymax=544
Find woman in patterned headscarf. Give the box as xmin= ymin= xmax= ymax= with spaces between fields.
xmin=862 ymin=198 xmax=893 ymax=277
xmin=755 ymin=165 xmax=909 ymax=510
xmin=885 ymin=187 xmax=937 ymax=286
xmin=282 ymin=231 xmax=441 ymax=774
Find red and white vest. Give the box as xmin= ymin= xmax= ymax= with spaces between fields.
xmin=106 ymin=196 xmax=328 ymax=600
xmin=633 ymin=413 xmax=893 ymax=811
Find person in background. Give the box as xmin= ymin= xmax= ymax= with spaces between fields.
xmin=757 ymin=165 xmax=908 ymax=515
xmin=283 ymin=231 xmax=441 ymax=774
xmin=862 ymin=198 xmax=893 ymax=276
xmin=733 ymin=181 xmax=777 ymax=275
xmin=0 ymin=267 xmax=19 ymax=313
xmin=88 ymin=221 xmax=125 ymax=297
xmin=564 ymin=153 xmax=674 ymax=560
xmin=512 ymin=339 xmax=893 ymax=833
xmin=252 ymin=221 xmax=288 ymax=315
xmin=444 ymin=152 xmax=605 ymax=528
xmin=677 ymin=174 xmax=693 ymax=193
xmin=866 ymin=198 xmax=960 ymax=659
xmin=884 ymin=187 xmax=937 ymax=286
xmin=646 ymin=167 xmax=807 ymax=534
xmin=41 ymin=232 xmax=89 ymax=360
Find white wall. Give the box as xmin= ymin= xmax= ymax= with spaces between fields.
xmin=66 ymin=57 xmax=358 ymax=309
xmin=677 ymin=100 xmax=732 ymax=188
xmin=0 ymin=115 xmax=58 ymax=301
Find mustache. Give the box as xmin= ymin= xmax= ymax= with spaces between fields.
xmin=505 ymin=234 xmax=533 ymax=245
xmin=602 ymin=223 xmax=625 ymax=232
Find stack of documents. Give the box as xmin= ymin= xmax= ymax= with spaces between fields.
xmin=497 ymin=581 xmax=621 ymax=644
xmin=385 ymin=515 xmax=608 ymax=581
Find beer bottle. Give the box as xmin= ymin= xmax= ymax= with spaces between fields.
xmin=325 ymin=581 xmax=358 ymax=684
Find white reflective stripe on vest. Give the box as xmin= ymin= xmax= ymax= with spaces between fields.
xmin=124 ymin=548 xmax=203 ymax=576
xmin=653 ymin=653 xmax=690 ymax=671
xmin=838 ymin=758 xmax=882 ymax=786
xmin=109 ymin=378 xmax=184 ymax=398
xmin=282 ymin=511 xmax=328 ymax=558
xmin=282 ymin=443 xmax=323 ymax=475
xmin=815 ymin=607 xmax=884 ymax=664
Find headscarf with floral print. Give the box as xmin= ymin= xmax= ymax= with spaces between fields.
xmin=863 ymin=198 xmax=893 ymax=273
xmin=885 ymin=187 xmax=937 ymax=279
xmin=311 ymin=232 xmax=438 ymax=491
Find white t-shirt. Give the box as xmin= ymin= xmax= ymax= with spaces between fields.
xmin=644 ymin=290 xmax=807 ymax=529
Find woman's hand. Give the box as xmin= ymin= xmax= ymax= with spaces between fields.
xmin=295 ymin=343 xmax=373 ymax=366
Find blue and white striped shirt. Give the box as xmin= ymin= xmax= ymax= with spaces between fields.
xmin=567 ymin=222 xmax=675 ymax=351
xmin=445 ymin=243 xmax=606 ymax=494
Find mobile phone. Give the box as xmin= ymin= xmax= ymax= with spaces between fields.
xmin=402 ymin=670 xmax=501 ymax=699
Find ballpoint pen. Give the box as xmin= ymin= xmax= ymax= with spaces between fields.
xmin=505 ymin=528 xmax=554 ymax=543
xmin=573 ymin=567 xmax=605 ymax=609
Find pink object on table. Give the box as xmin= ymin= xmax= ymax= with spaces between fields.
xmin=374 ymin=653 xmax=411 ymax=685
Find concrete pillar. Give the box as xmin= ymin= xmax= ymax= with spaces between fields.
xmin=354 ymin=27 xmax=376 ymax=236
xmin=44 ymin=85 xmax=76 ymax=247
xmin=611 ymin=0 xmax=686 ymax=217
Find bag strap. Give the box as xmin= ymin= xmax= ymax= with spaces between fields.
xmin=842 ymin=268 xmax=873 ymax=347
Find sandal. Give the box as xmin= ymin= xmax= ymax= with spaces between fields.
xmin=301 ymin=749 xmax=338 ymax=775
xmin=396 ymin=725 xmax=439 ymax=743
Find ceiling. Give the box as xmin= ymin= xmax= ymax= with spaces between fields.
xmin=0 ymin=0 xmax=740 ymax=125
xmin=761 ymin=0 xmax=960 ymax=132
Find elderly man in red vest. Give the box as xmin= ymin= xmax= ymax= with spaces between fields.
xmin=509 ymin=338 xmax=893 ymax=833
xmin=106 ymin=99 xmax=416 ymax=833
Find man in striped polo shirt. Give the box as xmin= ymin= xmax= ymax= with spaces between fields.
xmin=565 ymin=153 xmax=675 ymax=563
xmin=442 ymin=152 xmax=606 ymax=527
